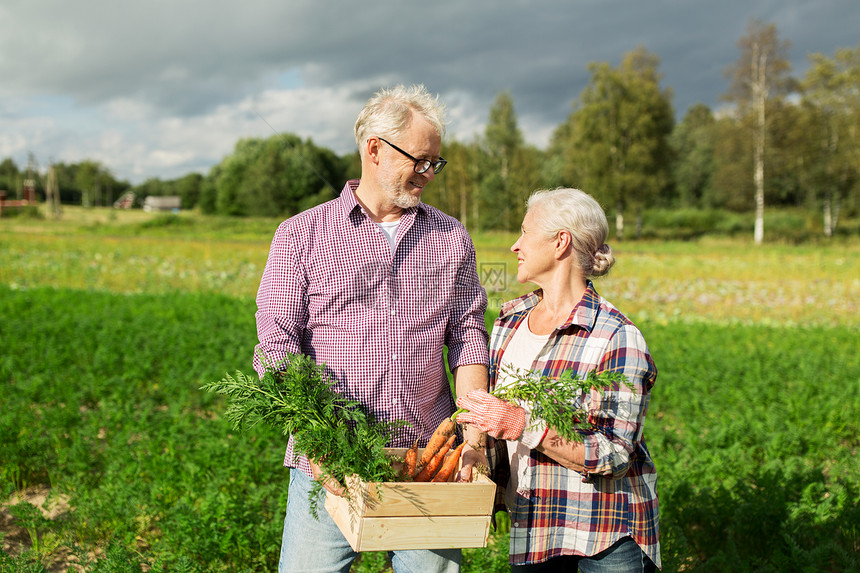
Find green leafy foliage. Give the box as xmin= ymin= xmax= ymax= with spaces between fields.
xmin=202 ymin=355 xmax=405 ymax=515
xmin=1 ymin=230 xmax=859 ymax=571
xmin=0 ymin=286 xmax=285 ymax=571
xmin=488 ymin=365 xmax=630 ymax=442
xmin=646 ymin=322 xmax=860 ymax=572
xmin=7 ymin=502 xmax=48 ymax=555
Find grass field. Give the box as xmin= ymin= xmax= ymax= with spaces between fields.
xmin=3 ymin=207 xmax=858 ymax=326
xmin=1 ymin=206 xmax=859 ymax=572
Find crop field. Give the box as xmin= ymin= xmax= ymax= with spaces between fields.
xmin=2 ymin=206 xmax=859 ymax=572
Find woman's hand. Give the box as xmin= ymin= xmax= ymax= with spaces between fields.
xmin=456 ymin=389 xmax=526 ymax=440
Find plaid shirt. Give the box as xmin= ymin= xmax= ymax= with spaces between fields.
xmin=488 ymin=284 xmax=660 ymax=568
xmin=254 ymin=180 xmax=489 ymax=477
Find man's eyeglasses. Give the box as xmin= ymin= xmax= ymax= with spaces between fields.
xmin=378 ymin=137 xmax=447 ymax=175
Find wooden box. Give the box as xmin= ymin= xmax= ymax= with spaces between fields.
xmin=324 ymin=447 xmax=497 ymax=551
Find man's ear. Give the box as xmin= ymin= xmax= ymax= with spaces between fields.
xmin=365 ymin=137 xmax=381 ymax=167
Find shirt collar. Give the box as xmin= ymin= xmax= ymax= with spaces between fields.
xmin=338 ymin=179 xmax=426 ymax=220
xmin=499 ymin=280 xmax=601 ymax=333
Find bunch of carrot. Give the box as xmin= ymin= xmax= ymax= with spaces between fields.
xmin=402 ymin=414 xmax=467 ymax=483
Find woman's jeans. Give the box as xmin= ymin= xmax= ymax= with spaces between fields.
xmin=511 ymin=536 xmax=657 ymax=573
xmin=279 ymin=468 xmax=461 ymax=573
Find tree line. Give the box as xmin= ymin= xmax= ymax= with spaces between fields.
xmin=2 ymin=20 xmax=857 ymax=240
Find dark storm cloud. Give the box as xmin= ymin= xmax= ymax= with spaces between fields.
xmin=1 ymin=0 xmax=857 ymax=182
xmin=5 ymin=0 xmax=857 ymax=119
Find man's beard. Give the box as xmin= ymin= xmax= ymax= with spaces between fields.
xmin=381 ymin=173 xmax=421 ymax=209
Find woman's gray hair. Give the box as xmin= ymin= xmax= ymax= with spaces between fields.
xmin=354 ymin=84 xmax=447 ymax=158
xmin=526 ymin=188 xmax=615 ymax=277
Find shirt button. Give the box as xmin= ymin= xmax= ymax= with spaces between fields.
xmin=392 ymin=354 xmax=398 ymax=360
xmin=390 ymin=309 xmax=396 ymax=316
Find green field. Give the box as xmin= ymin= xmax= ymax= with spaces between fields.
xmin=2 ymin=207 xmax=859 ymax=572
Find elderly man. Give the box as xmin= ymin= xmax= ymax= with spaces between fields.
xmin=253 ymin=84 xmax=489 ymax=573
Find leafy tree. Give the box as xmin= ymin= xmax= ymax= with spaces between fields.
xmin=431 ymin=139 xmax=483 ymax=227
xmin=801 ymin=43 xmax=860 ymax=235
xmin=556 ymin=46 xmax=674 ymax=238
xmin=36 ymin=160 xmax=129 ymax=207
xmin=479 ymin=91 xmax=529 ymax=231
xmin=198 ymin=167 xmax=220 ymax=215
xmin=711 ymin=116 xmax=755 ymax=212
xmin=765 ymin=99 xmax=807 ymax=208
xmin=74 ymin=160 xmax=102 ymax=208
xmin=546 ymin=113 xmax=584 ymax=189
xmin=175 ymin=172 xmax=203 ymax=210
xmin=343 ymin=150 xmax=361 ymax=182
xmin=722 ymin=18 xmax=795 ymax=243
xmin=670 ymin=104 xmax=716 ymax=208
xmin=213 ymin=134 xmax=344 ymax=217
xmin=50 ymin=162 xmax=81 ymax=204
xmin=0 ymin=158 xmax=20 ymax=195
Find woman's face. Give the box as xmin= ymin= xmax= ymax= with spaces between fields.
xmin=511 ymin=208 xmax=556 ymax=285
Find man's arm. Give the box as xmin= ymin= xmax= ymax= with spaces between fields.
xmin=253 ymin=221 xmax=309 ymax=376
xmin=453 ymin=363 xmax=489 ymax=481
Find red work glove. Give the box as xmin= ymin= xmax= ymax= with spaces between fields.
xmin=457 ymin=390 xmax=548 ymax=448
xmin=456 ymin=390 xmax=526 ymax=440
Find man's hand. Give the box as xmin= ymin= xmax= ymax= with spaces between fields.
xmin=308 ymin=458 xmax=346 ymax=497
xmin=455 ymin=443 xmax=489 ymax=483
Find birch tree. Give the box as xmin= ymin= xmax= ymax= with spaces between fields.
xmin=723 ymin=19 xmax=794 ymax=244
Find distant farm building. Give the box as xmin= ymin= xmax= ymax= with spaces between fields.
xmin=0 ymin=179 xmax=37 ymax=217
xmin=143 ymin=196 xmax=181 ymax=213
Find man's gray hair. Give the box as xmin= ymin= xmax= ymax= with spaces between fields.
xmin=354 ymin=84 xmax=447 ymax=158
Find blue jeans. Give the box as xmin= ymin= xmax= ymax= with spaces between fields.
xmin=279 ymin=469 xmax=461 ymax=573
xmin=511 ymin=537 xmax=656 ymax=573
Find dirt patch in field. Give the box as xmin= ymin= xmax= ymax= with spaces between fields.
xmin=0 ymin=485 xmax=91 ymax=572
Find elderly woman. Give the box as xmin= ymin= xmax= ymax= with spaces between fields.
xmin=457 ymin=188 xmax=660 ymax=572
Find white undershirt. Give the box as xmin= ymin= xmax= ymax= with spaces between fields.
xmin=496 ymin=310 xmax=551 ymax=504
xmin=497 ymin=310 xmax=550 ymax=390
xmin=377 ymin=220 xmax=399 ymax=253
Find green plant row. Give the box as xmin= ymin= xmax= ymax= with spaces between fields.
xmin=1 ymin=287 xmax=284 ymax=572
xmin=1 ymin=286 xmax=859 ymax=572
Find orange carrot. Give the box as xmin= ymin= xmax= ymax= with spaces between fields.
xmin=431 ymin=442 xmax=466 ymax=482
xmin=413 ymin=434 xmax=456 ymax=482
xmin=417 ymin=415 xmax=457 ymax=470
xmin=403 ymin=439 xmax=419 ymax=479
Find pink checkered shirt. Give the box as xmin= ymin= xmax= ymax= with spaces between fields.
xmin=254 ymin=180 xmax=489 ymax=477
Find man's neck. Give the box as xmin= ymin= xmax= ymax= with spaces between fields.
xmin=354 ymin=180 xmax=403 ymax=223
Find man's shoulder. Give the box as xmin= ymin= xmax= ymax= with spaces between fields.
xmin=419 ymin=203 xmax=469 ymax=235
xmin=278 ymin=195 xmax=343 ymax=234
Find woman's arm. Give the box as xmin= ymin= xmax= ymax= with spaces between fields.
xmin=534 ymin=428 xmax=587 ymax=472
xmin=532 ymin=324 xmax=656 ymax=478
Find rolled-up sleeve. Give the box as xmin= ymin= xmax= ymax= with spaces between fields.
xmin=253 ymin=222 xmax=308 ymax=376
xmin=581 ymin=325 xmax=656 ymax=478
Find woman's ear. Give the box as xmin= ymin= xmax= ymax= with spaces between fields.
xmin=555 ymin=230 xmax=572 ymax=259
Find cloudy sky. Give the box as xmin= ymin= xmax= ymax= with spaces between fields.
xmin=2 ymin=0 xmax=858 ymax=185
